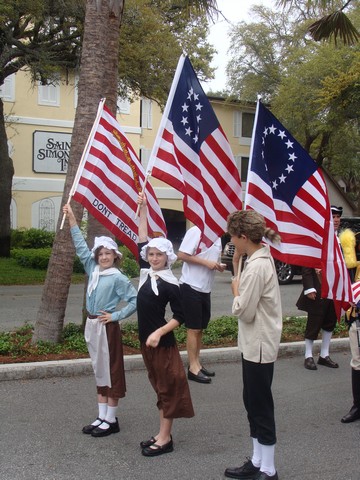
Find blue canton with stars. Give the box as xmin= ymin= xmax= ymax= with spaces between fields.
xmin=168 ymin=56 xmax=220 ymax=154
xmin=251 ymin=102 xmax=318 ymax=205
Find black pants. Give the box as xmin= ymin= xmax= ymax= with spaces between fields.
xmin=304 ymin=299 xmax=337 ymax=340
xmin=242 ymin=356 xmax=276 ymax=445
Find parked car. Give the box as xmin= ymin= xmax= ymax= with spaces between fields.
xmin=220 ymin=216 xmax=360 ymax=285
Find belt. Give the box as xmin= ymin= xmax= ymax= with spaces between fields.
xmin=86 ymin=311 xmax=98 ymax=319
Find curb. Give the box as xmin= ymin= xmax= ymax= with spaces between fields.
xmin=0 ymin=337 xmax=349 ymax=382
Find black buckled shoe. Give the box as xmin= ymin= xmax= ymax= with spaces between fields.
xmin=82 ymin=417 xmax=103 ymax=434
xmin=224 ymin=458 xmax=260 ymax=479
xmin=91 ymin=417 xmax=120 ymax=437
xmin=141 ymin=438 xmax=174 ymax=456
xmin=188 ymin=368 xmax=211 ymax=384
xmin=341 ymin=405 xmax=360 ymax=423
xmin=317 ymin=355 xmax=339 ymax=368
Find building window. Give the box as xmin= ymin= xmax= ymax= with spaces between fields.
xmin=233 ymin=111 xmax=255 ymax=144
xmin=241 ymin=156 xmax=249 ymax=182
xmin=140 ymin=147 xmax=152 ymax=173
xmin=38 ymin=80 xmax=60 ymax=106
xmin=141 ymin=98 xmax=152 ymax=129
xmin=39 ymin=198 xmax=55 ymax=231
xmin=242 ymin=112 xmax=255 ymax=138
xmin=117 ymin=97 xmax=131 ymax=114
xmin=0 ymin=74 xmax=15 ymax=102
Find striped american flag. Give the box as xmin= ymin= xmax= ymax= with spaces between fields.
xmin=147 ymin=55 xmax=242 ymax=250
xmin=72 ymin=101 xmax=167 ymax=258
xmin=245 ymin=101 xmax=352 ymax=306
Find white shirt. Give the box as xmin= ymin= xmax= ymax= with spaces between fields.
xmin=179 ymin=226 xmax=221 ymax=293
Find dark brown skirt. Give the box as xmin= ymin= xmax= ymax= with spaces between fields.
xmin=141 ymin=344 xmax=195 ymax=419
xmin=97 ymin=322 xmax=126 ymax=400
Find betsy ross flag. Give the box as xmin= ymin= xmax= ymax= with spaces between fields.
xmin=71 ymin=99 xmax=166 ymax=258
xmin=245 ymin=100 xmax=352 ymax=309
xmin=147 ymin=54 xmax=242 ymax=251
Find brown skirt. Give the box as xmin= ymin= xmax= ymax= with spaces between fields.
xmin=141 ymin=344 xmax=195 ymax=419
xmin=97 ymin=322 xmax=126 ymax=400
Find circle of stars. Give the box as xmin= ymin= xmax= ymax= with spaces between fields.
xmin=262 ymin=124 xmax=297 ymax=190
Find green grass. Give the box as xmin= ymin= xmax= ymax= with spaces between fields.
xmin=0 ymin=257 xmax=85 ymax=285
xmin=0 ymin=315 xmax=349 ymax=363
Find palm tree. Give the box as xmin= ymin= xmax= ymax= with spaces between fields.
xmin=278 ymin=0 xmax=359 ymax=44
xmin=33 ymin=0 xmax=219 ymax=343
xmin=33 ymin=0 xmax=124 ymax=343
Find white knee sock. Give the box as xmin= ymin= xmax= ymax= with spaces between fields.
xmin=260 ymin=443 xmax=276 ymax=476
xmin=102 ymin=405 xmax=118 ymax=427
xmin=305 ymin=338 xmax=314 ymax=359
xmin=92 ymin=402 xmax=108 ymax=426
xmin=320 ymin=329 xmax=332 ymax=357
xmin=251 ymin=437 xmax=262 ymax=468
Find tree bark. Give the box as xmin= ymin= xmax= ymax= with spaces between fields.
xmin=33 ymin=0 xmax=124 ymax=343
xmin=0 ymin=99 xmax=14 ymax=257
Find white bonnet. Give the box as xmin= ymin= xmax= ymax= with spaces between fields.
xmin=140 ymin=238 xmax=177 ymax=266
xmin=91 ymin=236 xmax=122 ymax=259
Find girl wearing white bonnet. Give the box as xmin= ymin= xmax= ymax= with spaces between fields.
xmin=136 ymin=193 xmax=194 ymax=457
xmin=63 ymin=203 xmax=137 ymax=438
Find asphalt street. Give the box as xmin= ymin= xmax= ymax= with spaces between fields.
xmin=1 ymin=268 xmax=357 ymax=480
xmin=0 ymin=351 xmax=358 ymax=480
xmin=0 ymin=269 xmax=303 ymax=331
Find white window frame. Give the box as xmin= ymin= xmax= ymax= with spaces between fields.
xmin=73 ymin=74 xmax=79 ymax=109
xmin=117 ymin=97 xmax=131 ymax=114
xmin=141 ymin=98 xmax=152 ymax=129
xmin=140 ymin=146 xmax=152 ymax=173
xmin=233 ymin=111 xmax=241 ymax=138
xmin=0 ymin=74 xmax=15 ymax=102
xmin=38 ymin=78 xmax=60 ymax=107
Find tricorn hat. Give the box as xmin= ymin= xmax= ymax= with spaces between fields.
xmin=330 ymin=205 xmax=343 ymax=216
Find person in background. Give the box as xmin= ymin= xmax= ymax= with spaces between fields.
xmin=136 ymin=193 xmax=194 ymax=457
xmin=296 ymin=205 xmax=343 ymax=370
xmin=177 ymin=226 xmax=225 ymax=384
xmin=62 ymin=203 xmax=137 ymax=437
xmin=341 ymin=297 xmax=360 ymax=424
xmin=224 ymin=210 xmax=282 ymax=480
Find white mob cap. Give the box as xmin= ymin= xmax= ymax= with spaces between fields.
xmin=91 ymin=236 xmax=122 ymax=259
xmin=140 ymin=238 xmax=177 ymax=266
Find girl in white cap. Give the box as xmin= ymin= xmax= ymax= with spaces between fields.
xmin=63 ymin=203 xmax=137 ymax=437
xmin=136 ymin=193 xmax=194 ymax=457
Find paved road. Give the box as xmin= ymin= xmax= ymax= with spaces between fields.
xmin=0 ymin=351 xmax=357 ymax=480
xmin=0 ymin=270 xmax=303 ymax=331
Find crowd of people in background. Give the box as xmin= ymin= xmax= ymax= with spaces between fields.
xmin=62 ymin=199 xmax=359 ymax=480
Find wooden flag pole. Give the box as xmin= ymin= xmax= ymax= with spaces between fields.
xmin=134 ymin=174 xmax=150 ymax=219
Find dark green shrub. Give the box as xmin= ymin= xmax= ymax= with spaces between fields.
xmin=121 ymin=257 xmax=139 ymax=278
xmin=11 ymin=228 xmax=55 ymax=249
xmin=11 ymin=248 xmax=85 ymax=274
xmin=11 ymin=248 xmax=52 ymax=270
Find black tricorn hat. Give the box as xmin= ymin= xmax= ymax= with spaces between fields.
xmin=330 ymin=205 xmax=343 ymax=216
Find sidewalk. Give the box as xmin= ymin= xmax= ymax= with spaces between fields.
xmin=0 ymin=337 xmax=349 ymax=381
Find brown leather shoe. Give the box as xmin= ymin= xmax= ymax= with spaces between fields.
xmin=304 ymin=357 xmax=317 ymax=370
xmin=317 ymin=355 xmax=339 ymax=368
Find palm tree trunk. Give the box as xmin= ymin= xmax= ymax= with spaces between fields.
xmin=33 ymin=0 xmax=124 ymax=343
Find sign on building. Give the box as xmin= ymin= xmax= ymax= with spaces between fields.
xmin=33 ymin=130 xmax=71 ymax=173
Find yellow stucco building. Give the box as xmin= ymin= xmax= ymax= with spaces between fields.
xmin=2 ymin=69 xmax=256 ymax=244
